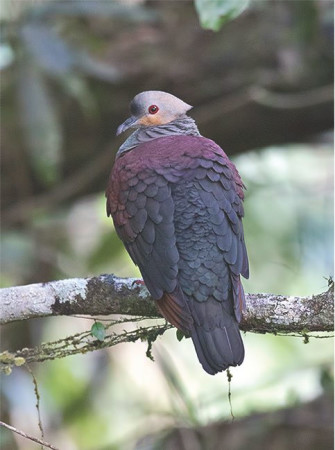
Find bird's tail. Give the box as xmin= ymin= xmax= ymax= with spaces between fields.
xmin=188 ymin=297 xmax=244 ymax=375
xmin=155 ymin=288 xmax=244 ymax=375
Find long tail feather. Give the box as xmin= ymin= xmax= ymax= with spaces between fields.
xmin=189 ymin=296 xmax=244 ymax=375
xmin=156 ymin=287 xmax=244 ymax=375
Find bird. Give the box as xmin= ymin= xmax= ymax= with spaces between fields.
xmin=106 ymin=91 xmax=249 ymax=375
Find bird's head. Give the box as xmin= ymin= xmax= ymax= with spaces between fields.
xmin=116 ymin=91 xmax=193 ymax=136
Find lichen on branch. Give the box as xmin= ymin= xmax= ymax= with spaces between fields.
xmin=0 ymin=274 xmax=333 ymax=332
xmin=0 ymin=275 xmax=333 ymax=372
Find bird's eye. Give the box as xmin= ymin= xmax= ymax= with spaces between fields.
xmin=148 ymin=105 xmax=159 ymax=114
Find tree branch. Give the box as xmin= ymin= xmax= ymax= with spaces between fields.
xmin=0 ymin=274 xmax=333 ymax=333
xmin=0 ymin=421 xmax=59 ymax=450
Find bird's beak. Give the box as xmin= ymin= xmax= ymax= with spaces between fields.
xmin=116 ymin=116 xmax=138 ymax=136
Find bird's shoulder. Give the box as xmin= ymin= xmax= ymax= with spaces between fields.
xmin=107 ymin=135 xmax=245 ymax=215
xmin=111 ymin=135 xmax=239 ymax=180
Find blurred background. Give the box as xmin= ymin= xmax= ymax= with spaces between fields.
xmin=0 ymin=0 xmax=333 ymax=449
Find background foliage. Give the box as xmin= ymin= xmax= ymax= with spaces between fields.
xmin=1 ymin=1 xmax=333 ymax=449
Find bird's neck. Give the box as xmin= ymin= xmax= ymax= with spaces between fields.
xmin=116 ymin=115 xmax=201 ymax=157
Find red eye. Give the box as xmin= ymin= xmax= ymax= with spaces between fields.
xmin=148 ymin=104 xmax=159 ymax=114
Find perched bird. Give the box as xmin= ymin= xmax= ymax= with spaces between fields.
xmin=106 ymin=91 xmax=249 ymax=375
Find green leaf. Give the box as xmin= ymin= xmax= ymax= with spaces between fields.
xmin=195 ymin=0 xmax=250 ymax=31
xmin=21 ymin=23 xmax=120 ymax=82
xmin=176 ymin=329 xmax=185 ymax=342
xmin=91 ymin=322 xmax=105 ymax=341
xmin=21 ymin=24 xmax=75 ymax=75
xmin=17 ymin=62 xmax=62 ymax=186
xmin=28 ymin=1 xmax=157 ymax=23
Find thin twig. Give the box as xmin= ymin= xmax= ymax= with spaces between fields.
xmin=2 ymin=141 xmax=114 ymax=225
xmin=226 ymin=369 xmax=235 ymax=421
xmin=249 ymin=84 xmax=333 ymax=109
xmin=0 ymin=321 xmax=171 ymax=372
xmin=26 ymin=364 xmax=45 ymax=448
xmin=194 ymin=84 xmax=333 ymax=126
xmin=0 ymin=421 xmax=59 ymax=450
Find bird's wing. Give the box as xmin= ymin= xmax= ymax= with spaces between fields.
xmin=106 ymin=136 xmax=248 ymax=332
xmin=106 ymin=154 xmax=193 ymax=333
xmin=170 ymin=145 xmax=249 ymax=323
xmin=165 ymin=138 xmax=249 ymax=372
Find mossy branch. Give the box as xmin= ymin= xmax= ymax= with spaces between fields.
xmin=1 ymin=316 xmax=171 ymax=374
xmin=0 ymin=274 xmax=333 ymax=373
xmin=1 ymin=274 xmax=333 ymax=331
